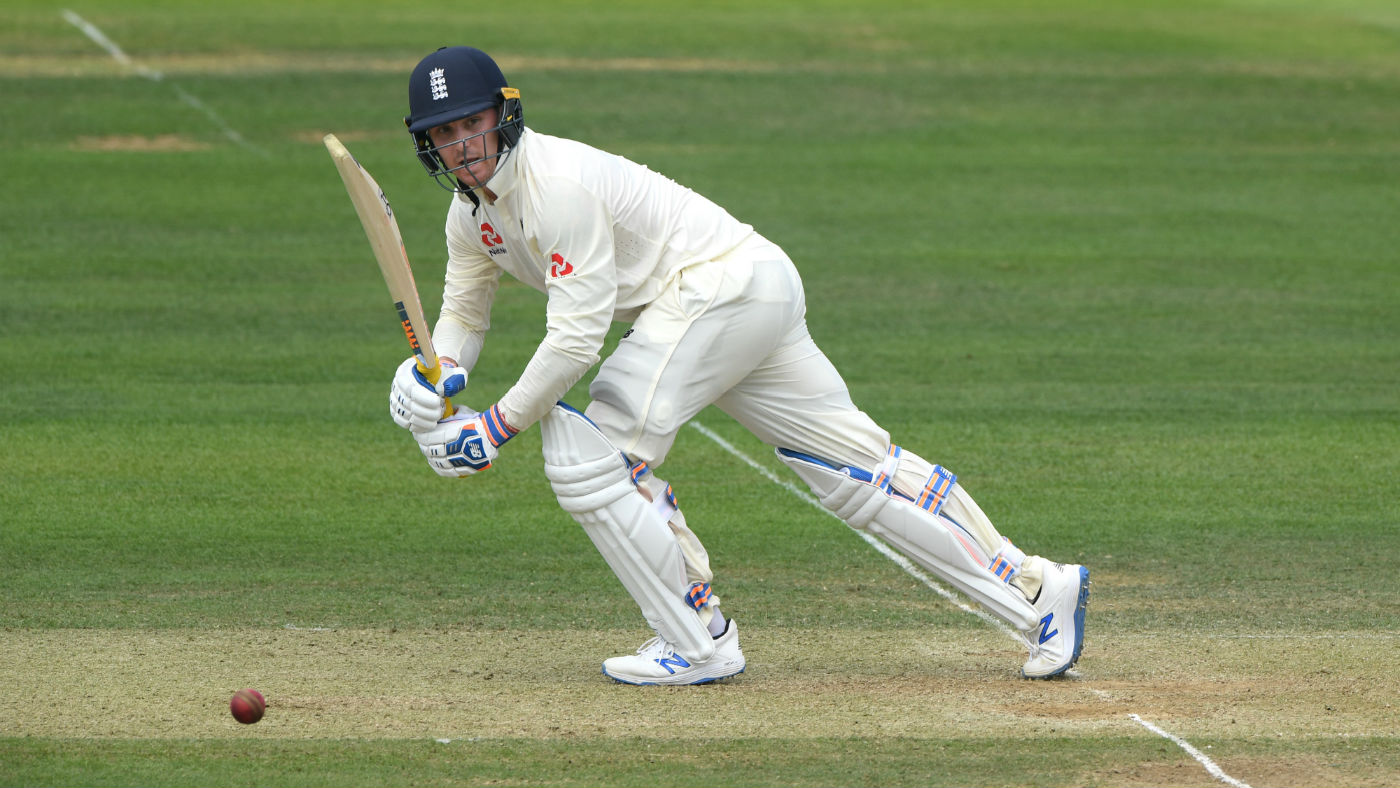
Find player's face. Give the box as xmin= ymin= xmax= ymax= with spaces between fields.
xmin=427 ymin=107 xmax=500 ymax=188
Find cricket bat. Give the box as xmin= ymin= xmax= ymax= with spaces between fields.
xmin=323 ymin=133 xmax=454 ymax=418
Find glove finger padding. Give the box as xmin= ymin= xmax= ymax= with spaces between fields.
xmin=417 ymin=409 xmax=497 ymax=477
xmin=390 ymin=357 xmax=450 ymax=432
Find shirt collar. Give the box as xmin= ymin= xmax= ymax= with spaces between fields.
xmin=485 ymin=126 xmax=530 ymax=201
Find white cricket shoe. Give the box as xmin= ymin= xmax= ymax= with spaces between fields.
xmin=602 ymin=619 xmax=746 ymax=685
xmin=1021 ymin=562 xmax=1090 ymax=679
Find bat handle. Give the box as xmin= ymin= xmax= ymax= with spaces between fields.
xmin=416 ymin=359 xmax=457 ymax=419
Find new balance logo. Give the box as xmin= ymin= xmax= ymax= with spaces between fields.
xmin=1038 ymin=612 xmax=1059 ymax=644
xmin=655 ymin=654 xmax=691 ymax=674
xmin=429 ymin=68 xmax=448 ymax=101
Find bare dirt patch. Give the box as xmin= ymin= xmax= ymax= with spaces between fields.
xmin=2 ymin=627 xmax=1395 ymax=786
xmin=71 ymin=134 xmax=212 ymax=152
xmin=8 ymin=51 xmax=1399 ymax=81
xmin=0 ymin=53 xmax=776 ymax=79
xmin=1096 ymin=754 xmax=1400 ymax=788
xmin=291 ymin=129 xmax=396 ymax=145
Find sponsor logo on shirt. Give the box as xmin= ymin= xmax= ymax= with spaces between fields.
xmin=549 ymin=253 xmax=575 ymax=279
xmin=480 ymin=223 xmax=507 ymax=256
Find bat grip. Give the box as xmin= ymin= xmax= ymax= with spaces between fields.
xmin=417 ymin=360 xmax=457 ymax=418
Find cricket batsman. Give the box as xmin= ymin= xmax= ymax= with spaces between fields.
xmin=389 ymin=46 xmax=1089 ymax=684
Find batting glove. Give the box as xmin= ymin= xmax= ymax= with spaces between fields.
xmin=390 ymin=356 xmax=467 ymax=433
xmin=415 ymin=403 xmax=518 ymax=477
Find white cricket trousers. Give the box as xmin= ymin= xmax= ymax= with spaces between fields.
xmin=585 ymin=237 xmax=1042 ymax=621
xmin=585 ymin=233 xmax=891 ymax=473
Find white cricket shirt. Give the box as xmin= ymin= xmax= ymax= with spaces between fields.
xmin=433 ymin=128 xmax=755 ymax=432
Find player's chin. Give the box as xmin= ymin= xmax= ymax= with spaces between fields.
xmin=464 ymin=159 xmax=495 ymax=183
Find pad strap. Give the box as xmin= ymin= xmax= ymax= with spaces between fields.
xmin=628 ymin=459 xmax=680 ymax=521
xmin=987 ymin=537 xmax=1027 ymax=583
xmin=686 ymin=582 xmax=713 ymax=611
xmin=873 ymin=445 xmax=902 ymax=495
xmin=915 ymin=464 xmax=957 ymax=515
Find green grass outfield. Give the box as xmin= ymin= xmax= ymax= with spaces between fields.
xmin=2 ymin=1 xmax=1398 ymax=785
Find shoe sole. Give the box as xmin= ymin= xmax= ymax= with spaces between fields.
xmin=602 ymin=663 xmax=746 ymax=686
xmin=1023 ymin=566 xmax=1090 ymax=679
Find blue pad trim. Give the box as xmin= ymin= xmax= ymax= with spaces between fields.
xmin=775 ymin=448 xmax=874 ymax=484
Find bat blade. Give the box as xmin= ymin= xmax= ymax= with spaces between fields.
xmin=324 ymin=132 xmax=454 ymax=415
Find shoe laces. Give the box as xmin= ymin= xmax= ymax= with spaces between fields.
xmin=634 ymin=635 xmax=676 ymax=659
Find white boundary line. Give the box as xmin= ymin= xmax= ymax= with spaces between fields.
xmin=689 ymin=420 xmax=1253 ymax=788
xmin=1130 ymin=714 xmax=1253 ymax=788
xmin=62 ymin=10 xmax=268 ymax=156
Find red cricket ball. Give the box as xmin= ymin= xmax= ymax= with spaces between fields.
xmin=229 ymin=688 xmax=266 ymax=724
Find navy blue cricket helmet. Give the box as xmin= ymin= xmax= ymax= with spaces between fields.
xmin=405 ymin=47 xmax=523 ymax=192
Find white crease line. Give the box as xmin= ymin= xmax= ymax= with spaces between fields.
xmin=62 ymin=10 xmax=268 ymax=156
xmin=1130 ymin=714 xmax=1253 ymax=788
xmin=61 ymin=9 xmax=154 ymax=77
xmin=687 ymin=421 xmax=1026 ymax=646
